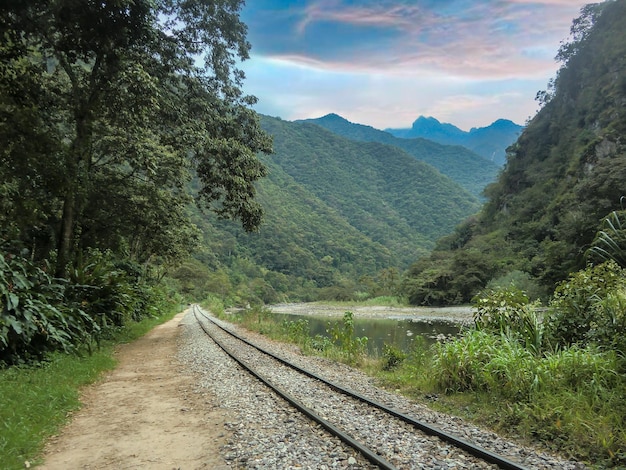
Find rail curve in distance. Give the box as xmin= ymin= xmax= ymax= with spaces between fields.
xmin=192 ymin=305 xmax=529 ymax=470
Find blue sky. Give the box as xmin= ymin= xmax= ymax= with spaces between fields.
xmin=239 ymin=0 xmax=590 ymax=130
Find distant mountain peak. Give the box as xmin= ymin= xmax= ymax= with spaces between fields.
xmin=319 ymin=112 xmax=348 ymax=122
xmin=413 ymin=116 xmax=441 ymax=125
xmin=411 ymin=115 xmax=464 ymax=137
xmin=387 ymin=115 xmax=523 ymax=165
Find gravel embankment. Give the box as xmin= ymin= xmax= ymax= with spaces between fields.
xmin=178 ymin=309 xmax=587 ymax=470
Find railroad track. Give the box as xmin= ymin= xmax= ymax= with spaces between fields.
xmin=192 ymin=305 xmax=529 ymax=470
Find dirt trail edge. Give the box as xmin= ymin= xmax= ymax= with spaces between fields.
xmin=39 ymin=310 xmax=231 ymax=470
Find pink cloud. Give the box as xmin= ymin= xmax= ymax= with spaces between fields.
xmin=277 ymin=0 xmax=589 ymax=79
xmin=296 ymin=1 xmax=424 ymax=34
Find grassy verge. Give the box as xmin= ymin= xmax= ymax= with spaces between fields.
xmin=202 ymin=299 xmax=626 ymax=468
xmin=204 ymin=301 xmax=369 ymax=365
xmin=372 ymin=338 xmax=626 ymax=468
xmin=0 ymin=306 xmax=182 ymax=469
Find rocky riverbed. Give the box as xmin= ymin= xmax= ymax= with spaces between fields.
xmin=267 ymin=303 xmax=475 ymax=325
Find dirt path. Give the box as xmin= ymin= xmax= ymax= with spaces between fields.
xmin=39 ymin=310 xmax=230 ymax=470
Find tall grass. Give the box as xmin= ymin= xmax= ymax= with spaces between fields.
xmin=217 ymin=305 xmax=368 ymax=365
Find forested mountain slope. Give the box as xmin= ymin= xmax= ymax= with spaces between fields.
xmin=402 ymin=0 xmax=626 ymax=305
xmin=261 ymin=116 xmax=480 ymax=256
xmin=185 ymin=116 xmax=481 ymax=302
xmin=386 ymin=116 xmax=523 ymax=166
xmin=299 ymin=113 xmax=499 ymax=198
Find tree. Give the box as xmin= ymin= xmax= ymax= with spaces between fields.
xmin=0 ymin=0 xmax=272 ymax=276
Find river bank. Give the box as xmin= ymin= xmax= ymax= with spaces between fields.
xmin=267 ymin=302 xmax=475 ymax=325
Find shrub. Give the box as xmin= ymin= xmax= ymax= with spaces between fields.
xmin=1 ymin=248 xmax=176 ymax=365
xmin=432 ymin=329 xmax=501 ymax=393
xmin=472 ymin=287 xmax=546 ymax=354
xmin=545 ymin=260 xmax=626 ymax=348
xmin=281 ymin=318 xmax=310 ymax=344
xmin=381 ymin=343 xmax=407 ymax=371
xmin=485 ymin=270 xmax=548 ymax=301
xmin=0 ymin=252 xmax=97 ymax=365
xmin=326 ymin=311 xmax=368 ymax=364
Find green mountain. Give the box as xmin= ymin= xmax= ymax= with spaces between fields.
xmin=299 ymin=113 xmax=500 ymax=198
xmin=401 ymin=0 xmax=626 ymax=305
xmin=183 ymin=115 xmax=481 ymax=302
xmin=386 ymin=116 xmax=523 ymax=166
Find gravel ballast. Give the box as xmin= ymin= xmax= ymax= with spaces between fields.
xmin=177 ymin=308 xmax=587 ymax=470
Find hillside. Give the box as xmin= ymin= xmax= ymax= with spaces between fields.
xmin=262 ymin=116 xmax=480 ymax=253
xmin=386 ymin=116 xmax=523 ymax=166
xmin=185 ymin=116 xmax=481 ymax=302
xmin=401 ymin=0 xmax=626 ymax=305
xmin=299 ymin=113 xmax=499 ymax=198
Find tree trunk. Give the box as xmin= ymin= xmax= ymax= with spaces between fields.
xmin=55 ymin=192 xmax=76 ymax=278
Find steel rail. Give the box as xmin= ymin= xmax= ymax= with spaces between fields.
xmin=192 ymin=305 xmax=397 ymax=470
xmin=193 ymin=305 xmax=529 ymax=470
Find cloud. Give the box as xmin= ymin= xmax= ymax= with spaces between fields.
xmin=239 ymin=0 xmax=588 ymax=129
xmin=241 ymin=56 xmax=545 ymax=130
xmin=245 ymin=0 xmax=587 ymax=79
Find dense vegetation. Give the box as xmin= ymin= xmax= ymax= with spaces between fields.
xmin=300 ymin=113 xmax=500 ymax=198
xmin=375 ymin=260 xmax=626 ymax=467
xmin=171 ymin=116 xmax=481 ymax=305
xmin=401 ymin=0 xmax=626 ymax=306
xmin=0 ymin=0 xmax=270 ymax=363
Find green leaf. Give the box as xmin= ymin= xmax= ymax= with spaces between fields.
xmin=7 ymin=292 xmax=19 ymax=311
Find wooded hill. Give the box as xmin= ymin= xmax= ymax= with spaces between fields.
xmin=181 ymin=115 xmax=481 ymax=302
xmin=402 ymin=0 xmax=626 ymax=305
xmin=299 ymin=113 xmax=500 ymax=199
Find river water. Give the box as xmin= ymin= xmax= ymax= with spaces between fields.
xmin=273 ymin=313 xmax=462 ymax=356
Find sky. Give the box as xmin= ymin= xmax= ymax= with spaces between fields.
xmin=239 ymin=0 xmax=590 ymax=131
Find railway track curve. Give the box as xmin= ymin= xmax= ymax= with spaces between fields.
xmin=192 ymin=305 xmax=531 ymax=470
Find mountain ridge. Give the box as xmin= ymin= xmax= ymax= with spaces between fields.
xmin=186 ymin=114 xmax=482 ymax=302
xmin=386 ymin=115 xmax=523 ymax=165
xmin=298 ymin=113 xmax=499 ymax=198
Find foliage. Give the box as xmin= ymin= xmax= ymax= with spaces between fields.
xmin=433 ymin=329 xmax=621 ymax=404
xmin=428 ymin=329 xmax=626 ymax=465
xmin=280 ymin=318 xmax=311 ymax=349
xmin=1 ymin=247 xmax=181 ymax=365
xmin=545 ymin=260 xmax=626 ymax=350
xmin=402 ymin=248 xmax=499 ymax=306
xmin=381 ymin=343 xmax=407 ymax=371
xmin=0 ymin=251 xmax=96 ymax=364
xmin=0 ymin=0 xmax=271 ymax=277
xmin=587 ymin=207 xmax=626 ymax=268
xmin=401 ymin=0 xmax=626 ymax=302
xmin=485 ymin=270 xmax=548 ymax=302
xmin=326 ymin=311 xmax=368 ymax=364
xmin=472 ymin=287 xmax=545 ymax=355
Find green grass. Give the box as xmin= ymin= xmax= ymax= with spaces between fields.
xmin=372 ymin=333 xmax=626 ymax=468
xmin=0 ymin=307 xmax=181 ymax=469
